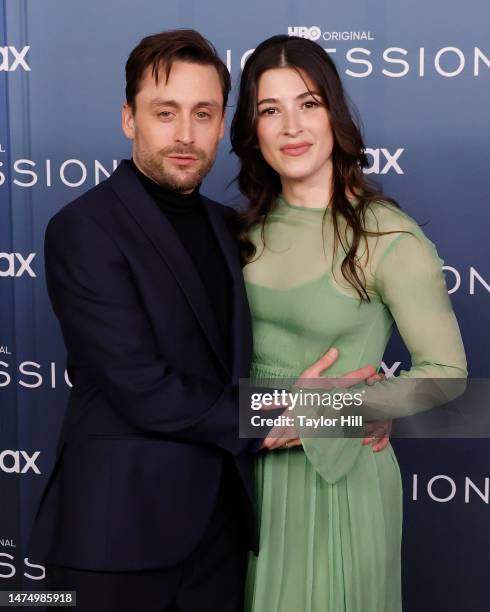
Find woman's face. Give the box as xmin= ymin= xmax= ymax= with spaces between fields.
xmin=256 ymin=67 xmax=334 ymax=187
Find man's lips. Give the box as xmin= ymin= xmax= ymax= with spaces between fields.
xmin=280 ymin=143 xmax=312 ymax=157
xmin=167 ymin=154 xmax=199 ymax=166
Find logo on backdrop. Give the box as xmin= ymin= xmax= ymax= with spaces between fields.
xmin=0 ymin=361 xmax=72 ymax=388
xmin=364 ymin=148 xmax=404 ymax=174
xmin=0 ymin=158 xmax=119 ymax=188
xmin=227 ymin=44 xmax=490 ymax=76
xmin=443 ymin=266 xmax=489 ymax=295
xmin=0 ymin=451 xmax=41 ymax=475
xmin=0 ymin=540 xmax=45 ymax=580
xmin=273 ymin=30 xmax=490 ymax=78
xmin=412 ymin=474 xmax=489 ymax=504
xmin=370 ymin=264 xmax=489 ymax=300
xmin=0 ymin=253 xmax=36 ymax=278
xmin=288 ymin=27 xmax=374 ymax=42
xmin=381 ymin=362 xmax=403 ymax=378
xmin=0 ymin=46 xmax=30 ymax=72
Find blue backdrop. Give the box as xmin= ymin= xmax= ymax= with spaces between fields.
xmin=1 ymin=1 xmax=489 ymax=609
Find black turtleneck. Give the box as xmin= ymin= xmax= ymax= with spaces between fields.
xmin=127 ymin=160 xmax=249 ymax=533
xmin=127 ymin=159 xmax=233 ymax=361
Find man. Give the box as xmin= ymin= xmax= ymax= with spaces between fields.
xmin=28 ymin=30 xmax=388 ymax=611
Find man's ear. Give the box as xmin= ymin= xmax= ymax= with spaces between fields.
xmin=122 ymin=103 xmax=135 ymax=140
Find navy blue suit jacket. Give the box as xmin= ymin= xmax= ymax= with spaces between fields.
xmin=28 ymin=162 xmax=260 ymax=571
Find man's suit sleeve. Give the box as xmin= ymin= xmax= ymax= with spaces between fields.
xmin=45 ymin=207 xmax=258 ymax=456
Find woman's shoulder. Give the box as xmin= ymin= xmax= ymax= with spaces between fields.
xmin=359 ymin=199 xmax=442 ymax=275
xmin=363 ymin=199 xmax=422 ymax=236
xmin=362 ymin=200 xmax=445 ymax=280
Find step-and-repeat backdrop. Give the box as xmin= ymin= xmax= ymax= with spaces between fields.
xmin=1 ymin=1 xmax=488 ymax=609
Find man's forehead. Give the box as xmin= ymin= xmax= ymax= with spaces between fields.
xmin=137 ymin=61 xmax=223 ymax=104
xmin=140 ymin=61 xmax=220 ymax=88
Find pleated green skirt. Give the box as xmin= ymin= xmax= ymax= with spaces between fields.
xmin=244 ymin=443 xmax=403 ymax=612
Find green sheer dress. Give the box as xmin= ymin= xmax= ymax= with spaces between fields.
xmin=243 ymin=195 xmax=467 ymax=612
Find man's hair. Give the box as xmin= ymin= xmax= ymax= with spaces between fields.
xmin=125 ymin=29 xmax=231 ymax=111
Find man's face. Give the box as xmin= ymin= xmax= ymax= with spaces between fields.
xmin=122 ymin=60 xmax=225 ymax=193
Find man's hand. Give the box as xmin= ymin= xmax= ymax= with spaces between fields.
xmin=362 ymin=419 xmax=392 ymax=452
xmin=262 ymin=347 xmax=379 ymax=450
xmin=361 ymin=371 xmax=391 ymax=452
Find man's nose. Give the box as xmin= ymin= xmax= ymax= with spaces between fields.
xmin=174 ymin=115 xmax=194 ymax=145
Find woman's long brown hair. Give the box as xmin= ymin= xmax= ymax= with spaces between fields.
xmin=230 ymin=35 xmax=404 ymax=301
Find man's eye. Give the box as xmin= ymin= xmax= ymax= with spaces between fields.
xmin=158 ymin=111 xmax=173 ymax=118
xmin=196 ymin=111 xmax=211 ymax=120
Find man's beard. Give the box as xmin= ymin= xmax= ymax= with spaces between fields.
xmin=138 ymin=144 xmax=217 ymax=193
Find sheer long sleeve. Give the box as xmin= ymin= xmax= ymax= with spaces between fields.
xmin=341 ymin=230 xmax=468 ymax=420
xmin=299 ymin=220 xmax=467 ymax=482
xmin=305 ymin=218 xmax=468 ymax=418
xmin=375 ymin=232 xmax=467 ymax=380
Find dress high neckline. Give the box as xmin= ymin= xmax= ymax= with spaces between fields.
xmin=277 ymin=194 xmax=331 ymax=212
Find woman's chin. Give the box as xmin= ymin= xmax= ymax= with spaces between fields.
xmin=278 ymin=169 xmax=318 ymax=183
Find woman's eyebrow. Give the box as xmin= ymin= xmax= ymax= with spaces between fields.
xmin=257 ymin=91 xmax=322 ymax=106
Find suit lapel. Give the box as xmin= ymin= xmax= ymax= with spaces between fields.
xmin=203 ymin=198 xmax=253 ymax=382
xmin=108 ymin=162 xmax=229 ymax=374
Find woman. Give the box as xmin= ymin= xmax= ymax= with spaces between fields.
xmin=230 ymin=35 xmax=467 ymax=611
